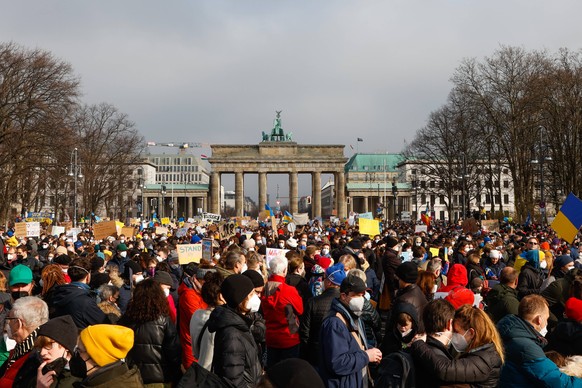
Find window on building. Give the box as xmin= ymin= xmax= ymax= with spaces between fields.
xmin=503 ymin=180 xmax=509 ymax=188
xmin=411 ymin=169 xmax=417 ymax=175
xmin=440 ymin=195 xmax=445 ymax=204
xmin=476 ymin=194 xmax=481 ymax=203
xmin=504 ymin=194 xmax=509 ymax=204
xmin=429 ymin=181 xmax=435 ymax=188
xmin=440 ymin=210 xmax=445 ymax=221
xmin=503 ymin=168 xmax=509 ymax=174
xmin=420 ymin=181 xmax=426 ymax=189
xmin=421 ymin=194 xmax=426 ymax=204
xmin=485 ymin=194 xmax=491 ymax=204
xmin=430 ymin=194 xmax=436 ymax=206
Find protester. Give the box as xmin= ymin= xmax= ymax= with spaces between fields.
xmin=319 ymin=274 xmax=382 ymax=388
xmin=485 ymin=266 xmax=520 ymax=323
xmin=8 ymin=264 xmax=35 ymax=301
xmin=72 ymin=324 xmax=142 ymax=386
xmin=497 ymin=294 xmax=582 ymax=386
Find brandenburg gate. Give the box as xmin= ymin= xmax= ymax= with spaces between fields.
xmin=207 ymin=112 xmax=348 ymax=219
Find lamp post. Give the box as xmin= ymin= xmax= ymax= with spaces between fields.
xmin=412 ymin=172 xmax=418 ymax=221
xmin=161 ymin=183 xmax=167 ymax=218
xmin=531 ymin=126 xmax=552 ymax=226
xmin=392 ymin=180 xmax=398 ymax=220
xmin=137 ymin=176 xmax=144 ymax=219
xmin=68 ymin=148 xmax=83 ymax=227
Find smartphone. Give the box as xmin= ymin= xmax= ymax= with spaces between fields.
xmin=42 ymin=357 xmax=67 ymax=376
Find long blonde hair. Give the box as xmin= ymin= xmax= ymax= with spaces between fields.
xmin=454 ymin=304 xmax=505 ymax=363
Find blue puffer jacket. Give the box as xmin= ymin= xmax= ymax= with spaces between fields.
xmin=497 ymin=314 xmax=582 ymax=387
xmin=319 ymin=298 xmax=370 ymax=388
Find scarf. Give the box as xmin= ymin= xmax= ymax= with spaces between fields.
xmin=7 ymin=328 xmax=38 ymax=367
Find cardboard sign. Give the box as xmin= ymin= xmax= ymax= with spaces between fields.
xmin=203 ymin=212 xmax=221 ymax=223
xmin=161 ymin=217 xmax=170 ymax=225
xmin=481 ymin=220 xmax=500 ymax=232
xmin=359 ymin=218 xmax=380 ymax=236
xmin=202 ymin=238 xmax=213 ymax=261
xmin=220 ymin=221 xmax=237 ymax=240
xmin=430 ymin=247 xmax=440 ymax=258
xmin=462 ymin=218 xmax=479 ymax=234
xmin=177 ymin=243 xmax=202 ymax=264
xmin=176 ymin=228 xmax=188 ymax=238
xmin=120 ymin=227 xmax=136 ymax=238
xmin=49 ymin=225 xmax=65 ymax=236
xmin=155 ymin=227 xmax=169 ymax=236
xmin=258 ymin=210 xmax=271 ymax=222
xmin=93 ymin=220 xmax=117 ymax=241
xmin=414 ymin=225 xmax=428 ymax=234
xmin=293 ymin=213 xmax=310 ymax=226
xmin=14 ymin=222 xmax=27 ymax=237
xmin=129 ymin=218 xmax=141 ymax=226
xmin=359 ymin=212 xmax=374 ymax=220
xmin=266 ymin=248 xmax=289 ymax=267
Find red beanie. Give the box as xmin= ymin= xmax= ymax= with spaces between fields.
xmin=565 ymin=297 xmax=582 ymax=322
xmin=445 ymin=287 xmax=475 ymax=309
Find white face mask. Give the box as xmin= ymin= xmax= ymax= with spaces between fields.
xmin=451 ymin=331 xmax=469 ymax=352
xmin=279 ymin=242 xmax=285 ymax=248
xmin=539 ymin=325 xmax=548 ymax=337
xmin=399 ymin=328 xmax=413 ymax=338
xmin=156 ymin=255 xmax=163 ymax=262
xmin=348 ymin=296 xmax=365 ymax=316
xmin=322 ymin=248 xmax=329 ymax=255
xmin=241 ymin=263 xmax=248 ymax=273
xmin=120 ymin=251 xmax=127 ymax=258
xmin=134 ymin=274 xmax=144 ymax=284
xmin=163 ymin=288 xmax=170 ymax=298
xmin=47 ymin=255 xmax=54 ymax=262
xmin=431 ymin=284 xmax=438 ymax=294
xmin=246 ymin=293 xmax=261 ymax=313
xmin=540 ymin=261 xmax=547 ymax=269
xmin=41 ymin=244 xmax=49 ymax=249
xmin=120 ymin=239 xmax=125 ymax=244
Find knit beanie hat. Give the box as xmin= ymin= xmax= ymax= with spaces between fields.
xmin=554 ymin=255 xmax=574 ymax=270
xmin=221 ymin=274 xmax=254 ymax=308
xmin=396 ymin=262 xmax=419 ymax=284
xmin=326 ymin=263 xmax=346 ymax=286
xmin=38 ymin=315 xmax=78 ymax=353
xmin=80 ymin=325 xmax=134 ymax=366
xmin=122 ymin=260 xmax=142 ymax=279
xmin=242 ymin=269 xmax=265 ymax=288
xmin=266 ymin=358 xmax=325 ymax=388
xmin=153 ymin=271 xmax=174 ymax=288
xmin=565 ymin=297 xmax=582 ymax=322
xmin=445 ymin=287 xmax=475 ymax=309
xmin=116 ymin=243 xmax=128 ymax=252
xmin=384 ymin=236 xmax=399 ymax=248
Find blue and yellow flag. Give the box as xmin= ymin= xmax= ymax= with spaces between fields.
xmin=551 ymin=192 xmax=582 ymax=244
xmin=265 ymin=204 xmax=274 ymax=217
xmin=283 ymin=211 xmax=293 ymax=224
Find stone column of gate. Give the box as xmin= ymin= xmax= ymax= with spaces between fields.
xmin=210 ymin=172 xmax=220 ymax=214
xmin=235 ymin=170 xmax=244 ymax=217
xmin=312 ymin=171 xmax=321 ymax=218
xmin=259 ymin=172 xmax=267 ymax=213
xmin=187 ymin=196 xmax=193 ymax=218
xmin=363 ymin=196 xmax=369 ymax=213
xmin=289 ymin=171 xmax=298 ymax=214
xmin=335 ymin=171 xmax=346 ymax=219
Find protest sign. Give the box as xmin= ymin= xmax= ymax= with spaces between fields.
xmin=93 ymin=220 xmax=117 ymax=240
xmin=121 ymin=227 xmax=136 ymax=238
xmin=266 ymin=248 xmax=288 ymax=267
xmin=220 ymin=221 xmax=237 ymax=240
xmin=202 ymin=238 xmax=213 ymax=261
xmin=414 ymin=225 xmax=428 ymax=234
xmin=155 ymin=226 xmax=169 ymax=236
xmin=14 ymin=222 xmax=27 ymax=237
xmin=481 ymin=220 xmax=500 ymax=232
xmin=49 ymin=225 xmax=65 ymax=236
xmin=359 ymin=218 xmax=380 ymax=236
xmin=177 ymin=243 xmax=202 ymax=264
xmin=203 ymin=212 xmax=221 ymax=223
xmin=359 ymin=212 xmax=374 ymax=220
xmin=176 ymin=228 xmax=188 ymax=238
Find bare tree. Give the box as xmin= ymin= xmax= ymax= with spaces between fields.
xmin=0 ymin=42 xmax=80 ymax=221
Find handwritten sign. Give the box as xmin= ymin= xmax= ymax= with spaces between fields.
xmin=220 ymin=221 xmax=236 ymax=240
xmin=266 ymin=248 xmax=289 ymax=267
xmin=49 ymin=225 xmax=65 ymax=236
xmin=177 ymin=243 xmax=202 ymax=264
xmin=120 ymin=227 xmax=136 ymax=238
xmin=481 ymin=220 xmax=500 ymax=232
xmin=202 ymin=238 xmax=213 ymax=261
xmin=155 ymin=227 xmax=169 ymax=236
xmin=93 ymin=220 xmax=117 ymax=240
xmin=161 ymin=217 xmax=170 ymax=225
xmin=203 ymin=212 xmax=221 ymax=223
xmin=414 ymin=225 xmax=428 ymax=234
xmin=14 ymin=222 xmax=27 ymax=237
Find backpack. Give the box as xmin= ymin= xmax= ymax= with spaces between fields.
xmin=375 ymin=350 xmax=416 ymax=388
xmin=177 ymin=361 xmax=236 ymax=388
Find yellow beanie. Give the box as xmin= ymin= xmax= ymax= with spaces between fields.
xmin=80 ymin=325 xmax=134 ymax=366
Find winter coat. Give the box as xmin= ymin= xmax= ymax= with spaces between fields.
xmin=178 ymin=279 xmax=207 ymax=369
xmin=517 ymin=264 xmax=543 ymax=299
xmin=393 ymin=284 xmax=428 ymax=332
xmin=410 ymin=336 xmax=453 ymax=388
xmin=411 ymin=340 xmax=502 ymax=388
xmin=438 ymin=264 xmax=468 ymax=292
xmin=380 ymin=302 xmax=420 ymax=356
xmin=286 ymin=273 xmax=312 ymax=305
xmin=485 ymin=283 xmax=519 ymax=323
xmin=261 ymin=274 xmax=304 ymax=349
xmin=497 ymin=314 xmax=582 ymax=387
xmin=381 ymin=248 xmax=401 ymax=295
xmin=360 ymin=297 xmax=382 ymax=348
xmin=484 ymin=260 xmax=506 ymax=281
xmin=119 ymin=314 xmax=182 ymax=385
xmin=117 ymin=283 xmax=132 ymax=315
xmin=546 ymin=319 xmax=582 ymax=356
xmin=466 ymin=262 xmax=485 ymax=283
xmin=319 ymin=298 xmax=370 ymax=388
xmin=47 ymin=282 xmax=106 ymax=329
xmin=190 ymin=307 xmax=215 ymax=370
xmin=207 ymin=305 xmax=262 ymax=388
xmin=542 ymin=268 xmax=580 ymax=324
xmin=74 ymin=361 xmax=143 ymax=388
xmin=364 ymin=267 xmax=380 ymax=301
xmin=299 ymin=286 xmax=340 ymax=366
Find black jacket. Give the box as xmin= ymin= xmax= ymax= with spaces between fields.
xmin=380 ymin=302 xmax=420 ymax=356
xmin=517 ymin=264 xmax=543 ymax=299
xmin=207 ymin=305 xmax=262 ymax=388
xmin=299 ymin=286 xmax=340 ymax=365
xmin=393 ymin=284 xmax=428 ymax=332
xmin=46 ymin=283 xmax=106 ymax=329
xmin=119 ymin=314 xmax=182 ymax=385
xmin=360 ymin=298 xmax=382 ymax=348
xmin=546 ymin=319 xmax=582 ymax=356
xmin=286 ymin=273 xmax=311 ymax=305
xmin=381 ymin=248 xmax=401 ymax=295
xmin=410 ymin=336 xmax=453 ymax=388
xmin=411 ymin=339 xmax=502 ymax=388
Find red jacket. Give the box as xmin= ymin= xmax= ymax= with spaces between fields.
xmin=178 ymin=281 xmax=207 ymax=368
xmin=261 ymin=274 xmax=304 ymax=349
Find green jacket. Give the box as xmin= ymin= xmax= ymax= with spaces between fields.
xmin=485 ymin=283 xmax=519 ymax=323
xmin=75 ymin=361 xmax=143 ymax=388
xmin=541 ymin=268 xmax=580 ymax=324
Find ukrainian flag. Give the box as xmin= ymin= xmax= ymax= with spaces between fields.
xmin=551 ymin=192 xmax=582 ymax=244
xmin=265 ymin=204 xmax=274 ymax=217
xmin=283 ymin=211 xmax=293 ymax=224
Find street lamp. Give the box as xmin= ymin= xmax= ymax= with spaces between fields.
xmin=161 ymin=183 xmax=167 ymax=218
xmin=392 ymin=180 xmax=398 ymax=220
xmin=531 ymin=126 xmax=552 ymax=226
xmin=68 ymin=148 xmax=83 ymax=227
xmin=412 ymin=172 xmax=418 ymax=221
xmin=137 ymin=176 xmax=145 ymax=219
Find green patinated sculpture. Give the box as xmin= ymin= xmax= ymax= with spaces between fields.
xmin=262 ymin=111 xmax=293 ymax=142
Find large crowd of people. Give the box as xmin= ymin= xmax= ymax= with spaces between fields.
xmin=0 ymin=218 xmax=580 ymax=387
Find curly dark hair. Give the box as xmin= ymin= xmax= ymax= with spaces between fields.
xmin=201 ymin=271 xmax=224 ymax=307
xmin=123 ymin=278 xmax=169 ymax=323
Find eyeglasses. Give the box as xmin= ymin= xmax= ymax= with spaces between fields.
xmin=528 ymin=241 xmax=538 ymax=246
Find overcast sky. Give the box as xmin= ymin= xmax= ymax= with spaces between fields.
xmin=3 ymin=1 xmax=582 ymax=204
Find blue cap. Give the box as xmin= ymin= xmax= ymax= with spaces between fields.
xmin=325 ymin=263 xmax=346 ymax=286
